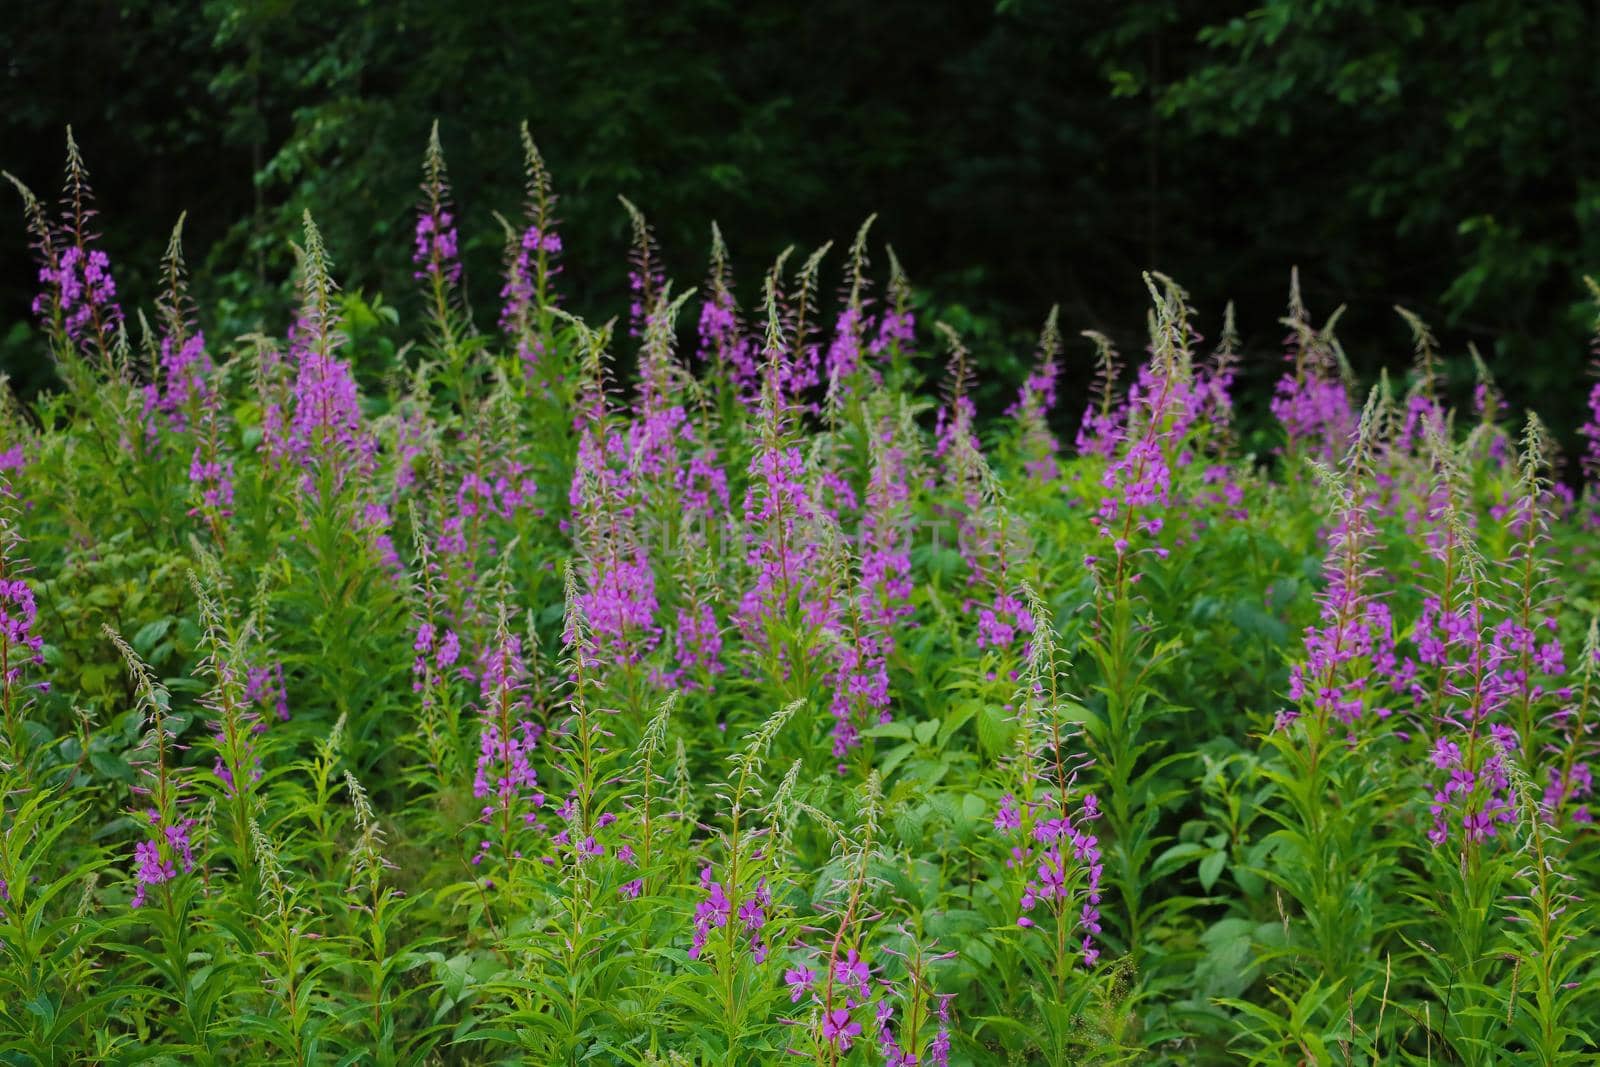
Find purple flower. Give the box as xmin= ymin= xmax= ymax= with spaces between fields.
xmin=500 ymin=224 xmax=563 ymax=375
xmin=413 ymin=209 xmax=461 ymax=286
xmin=622 ymin=199 xmax=665 ymax=338
xmin=187 ymin=443 xmax=235 ymax=522
xmin=697 ymin=233 xmax=759 ymax=398
xmin=687 ymin=866 xmax=731 ymax=960
xmin=1582 ymin=309 xmax=1600 ymax=490
xmin=577 ymin=549 xmax=661 ymax=664
xmin=737 ymin=414 xmax=833 ymax=641
xmin=976 ymin=594 xmax=1036 ymax=654
xmin=1075 ymin=333 xmax=1125 ymax=458
xmin=470 ymin=628 xmax=544 ymax=871
xmin=825 ymin=306 xmax=867 ymax=392
xmin=821 ymin=1007 xmax=862 ymax=1050
xmin=784 ymin=964 xmax=815 ymax=1003
xmin=144 ymin=333 xmax=215 ymax=433
xmin=413 ymin=129 xmax=463 ymax=293
xmin=688 ymin=867 xmax=769 ymax=962
xmin=1007 ymin=313 xmax=1062 ymax=480
xmin=0 ymin=575 xmax=46 ymax=684
xmin=130 ymin=811 xmax=196 ymax=908
xmin=285 ymin=321 xmax=368 ymax=485
xmin=860 ymin=418 xmax=916 ymax=635
xmin=672 ymin=601 xmax=724 ymax=684
xmin=834 ymin=947 xmax=870 ymax=998
xmin=1269 ymin=292 xmax=1356 ymax=461
xmin=1544 ymin=762 xmax=1594 ymax=825
xmin=827 ymin=629 xmax=891 ymax=760
xmin=1002 ymin=785 xmax=1104 ymax=968
xmin=31 ymin=167 xmax=124 ymax=358
xmin=994 ymin=793 xmax=1021 ymax=832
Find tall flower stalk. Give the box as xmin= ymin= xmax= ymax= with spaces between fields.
xmin=499 ymin=121 xmax=563 ymax=382
xmin=0 ymin=497 xmax=45 ymax=757
xmin=415 ymin=121 xmax=466 ymax=352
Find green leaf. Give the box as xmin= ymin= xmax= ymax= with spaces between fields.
xmin=1199 ymin=850 xmax=1227 ymax=891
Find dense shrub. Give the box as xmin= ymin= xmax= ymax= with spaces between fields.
xmin=0 ymin=127 xmax=1597 ymax=1064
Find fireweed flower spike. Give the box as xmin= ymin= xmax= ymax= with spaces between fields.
xmin=796 ymin=773 xmax=888 ymax=1060
xmin=774 ymin=242 xmax=832 ymax=406
xmin=737 ymin=287 xmax=832 ymax=657
xmin=6 ymin=138 xmax=124 ymax=367
xmin=619 ymin=195 xmax=666 ymax=340
xmin=146 ymin=216 xmax=233 ymax=539
xmin=1075 ymin=329 xmax=1125 ymax=459
xmin=27 ymin=130 xmax=125 ymax=363
xmin=613 ymin=692 xmax=676 ymax=906
xmin=688 ymin=700 xmax=798 ymax=968
xmin=471 ymin=605 xmax=543 ymax=875
xmin=934 ymin=325 xmax=1032 ymax=657
xmin=698 ymin=222 xmax=758 ymax=399
xmin=822 ymin=214 xmax=876 ymax=415
xmin=1283 ymin=396 xmax=1395 ymax=733
xmin=1463 ymin=346 xmax=1516 ymax=479
xmin=935 ymin=338 xmax=1034 ymax=667
xmin=1393 ymin=307 xmax=1450 ymax=458
xmin=428 ymin=392 xmax=540 ymax=616
xmin=344 ymin=769 xmax=398 ymax=910
xmin=1007 ymin=306 xmax=1063 ymax=481
xmin=1196 ymin=301 xmax=1241 ymax=452
xmin=285 ymin=214 xmax=370 ymax=490
xmin=415 ymin=122 xmax=464 ymax=289
xmin=498 ymin=122 xmax=564 ymax=379
xmin=144 ymin=214 xmax=215 ymax=432
xmin=415 ymin=121 xmax=465 ymax=347
xmin=564 ymin=314 xmax=669 ymax=673
xmin=1544 ymin=617 xmax=1597 ymax=826
xmin=932 ymin=324 xmax=979 ymax=467
xmin=871 ymin=245 xmax=916 ymax=371
xmin=630 ymin=284 xmax=702 ymax=491
xmin=666 ymin=517 xmax=727 ymax=690
xmin=995 ymin=586 xmax=1104 ymax=971
xmin=1268 ymin=407 xmax=1410 ymax=1002
xmin=1499 ymin=745 xmax=1590 ymax=1065
xmin=1090 ymin=274 xmax=1202 ymax=587
xmin=817 ymin=517 xmax=891 ymax=764
xmin=189 ymin=568 xmax=263 ymax=808
xmin=1269 ymin=269 xmax=1355 ymax=462
xmin=106 ymin=626 xmax=197 ymax=908
xmin=858 ymin=403 xmax=915 ymax=637
xmin=280 ymin=213 xmax=401 ymax=568
xmin=408 ymin=529 xmax=477 ymax=796
xmin=1581 ymin=277 xmax=1600 ymax=520
xmin=1418 ymin=427 xmax=1517 ymax=851
xmin=1494 ymin=415 xmax=1566 ymax=754
xmin=542 ymin=557 xmax=640 ymax=892
xmin=681 ymin=711 xmax=804 ymax=1058
xmin=4 ymin=172 xmax=69 ymax=353
xmin=0 ymin=496 xmax=46 ymax=751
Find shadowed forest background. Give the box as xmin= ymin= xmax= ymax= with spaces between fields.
xmin=4 ymin=0 xmax=1598 ymax=451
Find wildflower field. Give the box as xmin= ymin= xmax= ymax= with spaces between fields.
xmin=1 ymin=126 xmax=1598 ymax=1065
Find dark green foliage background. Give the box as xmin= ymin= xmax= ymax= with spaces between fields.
xmin=4 ymin=0 xmax=1598 ymax=439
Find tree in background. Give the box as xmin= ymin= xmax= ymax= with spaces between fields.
xmin=3 ymin=0 xmax=1596 ymax=445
